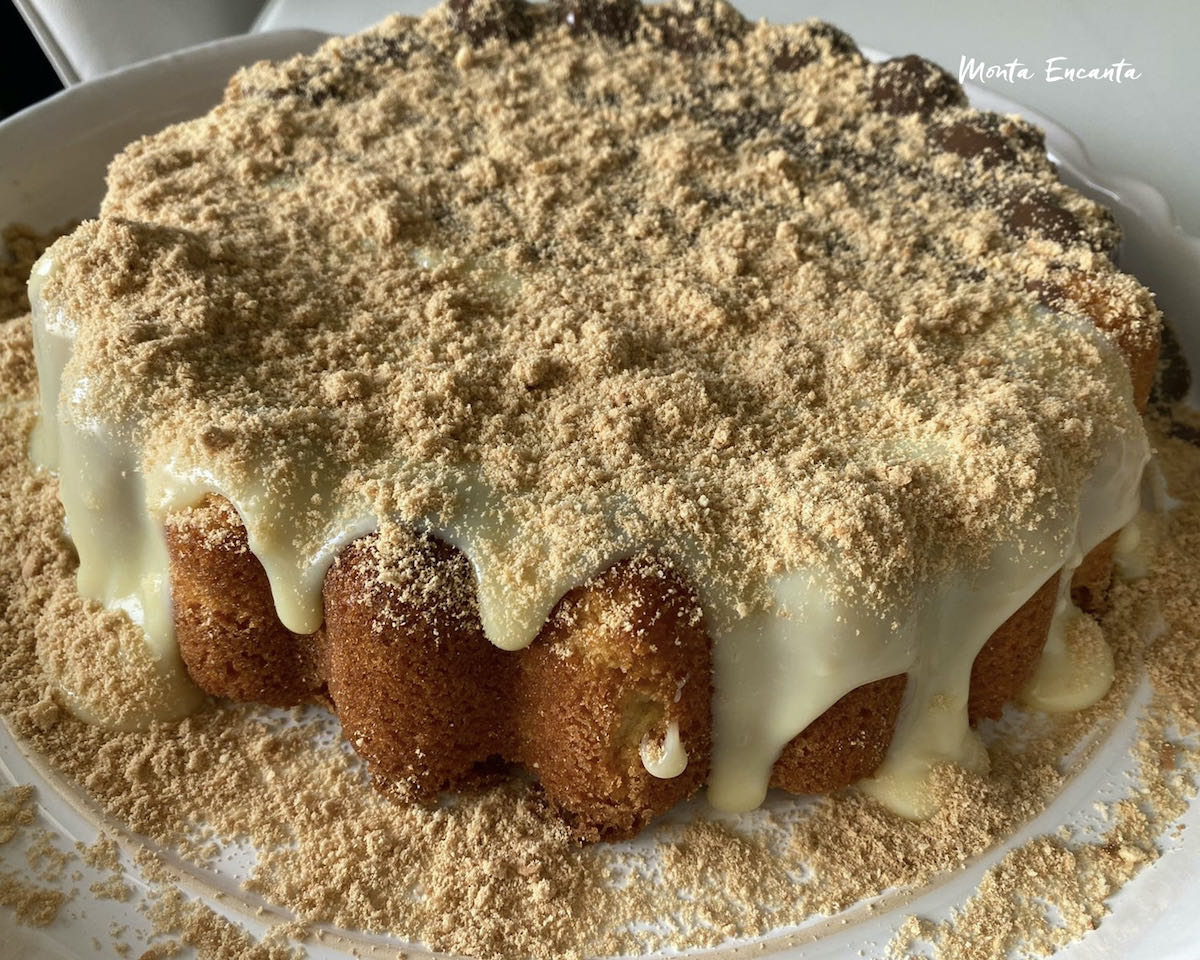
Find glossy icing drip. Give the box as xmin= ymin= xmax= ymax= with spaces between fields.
xmin=28 ymin=252 xmax=1150 ymax=815
xmin=28 ymin=259 xmax=200 ymax=720
xmin=640 ymin=722 xmax=689 ymax=779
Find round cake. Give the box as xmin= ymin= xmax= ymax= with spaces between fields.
xmin=27 ymin=0 xmax=1160 ymax=841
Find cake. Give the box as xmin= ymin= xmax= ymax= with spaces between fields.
xmin=27 ymin=0 xmax=1160 ymax=841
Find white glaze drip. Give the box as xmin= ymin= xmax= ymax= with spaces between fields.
xmin=1113 ymin=509 xmax=1162 ymax=580
xmin=640 ymin=722 xmax=688 ymax=779
xmin=861 ymin=377 xmax=1146 ymax=817
xmin=1022 ymin=598 xmax=1114 ymax=715
xmin=431 ymin=475 xmax=628 ymax=651
xmin=707 ymin=568 xmax=918 ymax=811
xmin=28 ymin=259 xmax=201 ymax=720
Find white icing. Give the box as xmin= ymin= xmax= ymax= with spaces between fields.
xmin=1025 ymin=467 xmax=1165 ymax=718
xmin=28 ymin=251 xmax=1151 ymax=808
xmin=1114 ymin=509 xmax=1161 ymax=580
xmin=431 ymin=475 xmax=627 ymax=651
xmin=1022 ymin=598 xmax=1114 ymax=714
xmin=28 ymin=255 xmax=70 ymax=470
xmin=708 ymin=568 xmax=918 ymax=811
xmin=640 ymin=721 xmax=688 ymax=779
xmin=28 ymin=261 xmax=201 ymax=719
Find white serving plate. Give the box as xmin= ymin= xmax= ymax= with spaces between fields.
xmin=1 ymin=29 xmax=1198 ymax=960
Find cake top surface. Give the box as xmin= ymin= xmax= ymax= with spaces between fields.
xmin=41 ymin=0 xmax=1157 ymax=618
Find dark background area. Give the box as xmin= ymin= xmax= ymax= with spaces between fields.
xmin=2 ymin=2 xmax=63 ymax=120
